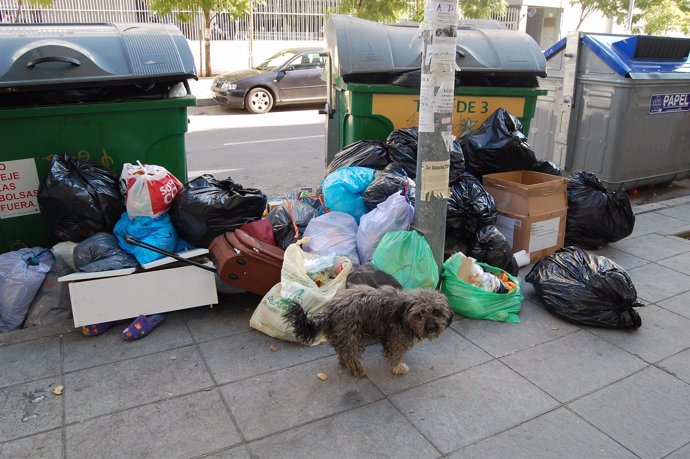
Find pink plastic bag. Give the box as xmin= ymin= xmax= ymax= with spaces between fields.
xmin=120 ymin=162 xmax=183 ymax=218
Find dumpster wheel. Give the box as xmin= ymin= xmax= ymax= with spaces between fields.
xmin=246 ymin=87 xmax=274 ymax=114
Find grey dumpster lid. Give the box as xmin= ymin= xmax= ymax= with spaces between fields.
xmin=543 ymin=33 xmax=690 ymax=80
xmin=325 ymin=14 xmax=546 ymax=80
xmin=0 ymin=23 xmax=197 ymax=91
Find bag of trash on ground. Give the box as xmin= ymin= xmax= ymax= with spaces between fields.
xmin=73 ymin=232 xmax=138 ymax=272
xmin=113 ymin=212 xmax=178 ymax=265
xmin=250 ymin=243 xmax=353 ymax=342
xmin=120 ymin=162 xmax=183 ymax=218
xmin=0 ymin=247 xmax=54 ymax=332
xmin=446 ymin=173 xmax=497 ymax=244
xmin=23 ymin=255 xmax=73 ymax=328
xmin=268 ymin=199 xmax=319 ymax=250
xmin=371 ymin=230 xmax=438 ymax=289
xmin=322 ymin=166 xmax=375 ymax=223
xmin=346 ymin=263 xmax=403 ymax=289
xmin=525 ymin=246 xmax=643 ymax=329
xmin=469 ymin=225 xmax=519 ymax=276
xmin=459 ymin=108 xmax=538 ymax=179
xmin=386 ymin=127 xmax=465 ymax=183
xmin=442 ymin=252 xmax=523 ymax=323
xmin=326 ymin=140 xmax=390 ymax=174
xmin=170 ymin=174 xmax=267 ymax=248
xmin=357 ymin=192 xmax=414 ymax=263
xmin=363 ymin=163 xmax=411 ymax=209
xmin=565 ymin=172 xmax=635 ymax=249
xmin=302 ymin=211 xmax=360 ymax=264
xmin=38 ymin=154 xmax=125 ymax=242
xmin=533 ymin=159 xmax=563 ymax=176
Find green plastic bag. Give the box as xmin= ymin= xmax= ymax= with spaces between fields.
xmin=371 ymin=230 xmax=439 ymax=289
xmin=442 ymin=253 xmax=523 ymax=323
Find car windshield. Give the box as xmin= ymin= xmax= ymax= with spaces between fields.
xmin=255 ymin=50 xmax=298 ymax=71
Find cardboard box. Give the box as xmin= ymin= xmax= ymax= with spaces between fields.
xmin=483 ymin=170 xmax=567 ymax=216
xmin=60 ymin=249 xmax=218 ymax=327
xmin=495 ymin=208 xmax=567 ymax=262
xmin=483 ymin=170 xmax=568 ymax=262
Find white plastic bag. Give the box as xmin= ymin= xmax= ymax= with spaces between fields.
xmin=356 ymin=192 xmax=414 ymax=263
xmin=0 ymin=248 xmax=54 ymax=332
xmin=303 ymin=211 xmax=360 ymax=264
xmin=120 ymin=162 xmax=183 ymax=218
xmin=250 ymin=243 xmax=352 ymax=343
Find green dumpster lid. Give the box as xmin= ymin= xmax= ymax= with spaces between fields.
xmin=0 ymin=23 xmax=197 ymax=92
xmin=325 ymin=14 xmax=546 ymax=82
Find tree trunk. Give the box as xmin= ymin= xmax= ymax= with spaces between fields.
xmin=15 ymin=0 xmax=22 ymax=23
xmin=204 ymin=10 xmax=212 ymax=77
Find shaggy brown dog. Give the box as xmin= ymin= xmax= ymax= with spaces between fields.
xmin=284 ymin=285 xmax=453 ymax=377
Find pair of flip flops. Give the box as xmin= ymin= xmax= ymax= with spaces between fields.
xmin=82 ymin=314 xmax=165 ymax=340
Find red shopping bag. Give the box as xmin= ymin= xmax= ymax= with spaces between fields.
xmin=120 ymin=162 xmax=183 ymax=218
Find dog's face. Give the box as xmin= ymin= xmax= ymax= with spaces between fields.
xmin=404 ymin=291 xmax=454 ymax=340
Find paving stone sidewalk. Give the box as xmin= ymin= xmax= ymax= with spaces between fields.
xmin=1 ymin=196 xmax=690 ymax=459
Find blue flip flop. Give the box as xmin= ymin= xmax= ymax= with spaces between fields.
xmin=121 ymin=314 xmax=165 ymax=340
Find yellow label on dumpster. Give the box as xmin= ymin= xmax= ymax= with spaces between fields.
xmin=371 ymin=94 xmax=526 ymax=137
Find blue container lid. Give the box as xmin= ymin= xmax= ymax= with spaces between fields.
xmin=544 ymin=33 xmax=690 ymax=80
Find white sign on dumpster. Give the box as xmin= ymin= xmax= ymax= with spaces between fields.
xmin=0 ymin=158 xmax=40 ymax=219
xmin=648 ymin=93 xmax=690 ymax=115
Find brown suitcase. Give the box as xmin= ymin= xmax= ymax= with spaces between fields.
xmin=209 ymin=229 xmax=284 ymax=296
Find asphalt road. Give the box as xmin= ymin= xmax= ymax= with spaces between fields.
xmin=184 ymin=102 xmax=690 ymax=206
xmin=185 ymin=103 xmax=328 ymax=198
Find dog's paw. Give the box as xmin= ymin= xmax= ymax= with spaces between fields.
xmin=391 ymin=362 xmax=409 ymax=375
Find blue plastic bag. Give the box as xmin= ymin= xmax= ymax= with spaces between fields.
xmin=322 ymin=167 xmax=375 ymax=223
xmin=113 ymin=212 xmax=179 ymax=265
xmin=0 ymin=247 xmax=54 ymax=332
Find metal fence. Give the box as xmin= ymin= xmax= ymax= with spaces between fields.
xmin=0 ymin=0 xmax=518 ymax=40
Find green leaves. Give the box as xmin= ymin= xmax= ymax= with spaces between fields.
xmin=571 ymin=0 xmax=690 ymax=34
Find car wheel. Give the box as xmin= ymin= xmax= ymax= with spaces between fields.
xmin=245 ymin=88 xmax=274 ymax=114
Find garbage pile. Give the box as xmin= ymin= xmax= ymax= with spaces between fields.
xmin=0 ymin=107 xmax=643 ymax=336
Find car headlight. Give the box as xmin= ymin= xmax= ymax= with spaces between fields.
xmin=220 ymin=81 xmax=237 ymax=91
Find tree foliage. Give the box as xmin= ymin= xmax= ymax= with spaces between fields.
xmin=340 ymin=0 xmax=508 ymax=23
xmin=571 ymin=0 xmax=690 ymax=35
xmin=14 ymin=0 xmax=54 ymax=23
xmin=337 ymin=0 xmax=410 ymax=22
xmin=150 ymin=0 xmax=251 ymax=76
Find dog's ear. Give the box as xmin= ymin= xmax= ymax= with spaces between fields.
xmin=404 ymin=301 xmax=424 ymax=327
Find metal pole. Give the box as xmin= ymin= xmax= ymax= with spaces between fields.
xmin=248 ymin=1 xmax=254 ymax=68
xmin=415 ymin=0 xmax=458 ymax=272
xmin=626 ymin=0 xmax=635 ymax=33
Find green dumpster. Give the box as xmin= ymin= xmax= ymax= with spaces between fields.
xmin=323 ymin=15 xmax=547 ymax=162
xmin=0 ymin=23 xmax=197 ymax=253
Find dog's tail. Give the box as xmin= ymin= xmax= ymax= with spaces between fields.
xmin=283 ymin=301 xmax=321 ymax=344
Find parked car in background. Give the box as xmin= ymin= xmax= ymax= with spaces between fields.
xmin=211 ymin=47 xmax=327 ymax=114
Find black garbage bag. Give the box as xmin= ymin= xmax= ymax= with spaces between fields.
xmin=460 ymin=108 xmax=539 ymax=179
xmin=532 ymin=159 xmax=563 ymax=176
xmin=525 ymin=246 xmax=643 ymax=329
xmin=363 ymin=163 xmax=410 ymax=209
xmin=326 ymin=140 xmax=391 ymax=175
xmin=565 ymin=172 xmax=635 ymax=249
xmin=446 ymin=173 xmax=497 ymax=244
xmin=386 ymin=127 xmax=465 ymax=183
xmin=170 ymin=175 xmax=267 ymax=248
xmin=37 ymin=154 xmax=125 ymax=242
xmin=346 ymin=262 xmax=403 ymax=289
xmin=73 ymin=232 xmax=138 ymax=272
xmin=469 ymin=225 xmax=519 ymax=276
xmin=268 ymin=199 xmax=319 ymax=249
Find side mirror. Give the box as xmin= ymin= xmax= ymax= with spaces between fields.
xmin=274 ymin=69 xmax=287 ymax=82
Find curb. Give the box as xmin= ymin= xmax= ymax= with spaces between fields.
xmin=194 ymin=98 xmax=218 ymax=107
